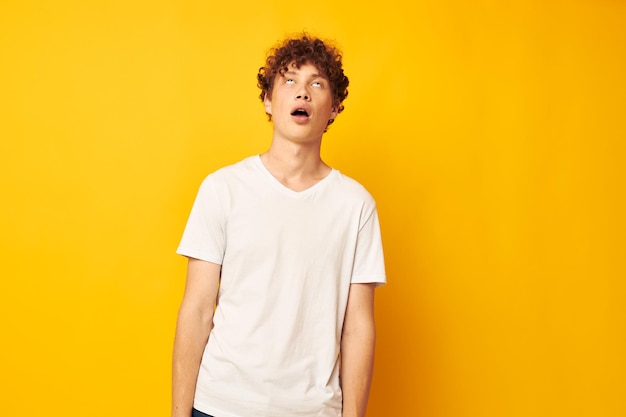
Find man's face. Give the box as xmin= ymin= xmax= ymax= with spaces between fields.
xmin=264 ymin=61 xmax=338 ymax=144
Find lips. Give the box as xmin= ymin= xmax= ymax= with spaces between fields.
xmin=290 ymin=105 xmax=311 ymax=118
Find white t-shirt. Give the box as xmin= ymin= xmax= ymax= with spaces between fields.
xmin=177 ymin=155 xmax=386 ymax=417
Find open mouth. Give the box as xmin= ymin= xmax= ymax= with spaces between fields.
xmin=291 ymin=108 xmax=310 ymax=117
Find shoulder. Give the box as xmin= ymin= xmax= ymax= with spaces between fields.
xmin=198 ymin=156 xmax=259 ymax=189
xmin=331 ymin=170 xmax=377 ymax=207
xmin=208 ymin=155 xmax=258 ymax=180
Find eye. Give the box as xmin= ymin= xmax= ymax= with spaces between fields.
xmin=312 ymin=81 xmax=322 ymax=88
xmin=285 ymin=78 xmax=294 ymax=84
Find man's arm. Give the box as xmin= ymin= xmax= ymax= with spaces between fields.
xmin=171 ymin=258 xmax=221 ymax=417
xmin=340 ymin=283 xmax=377 ymax=417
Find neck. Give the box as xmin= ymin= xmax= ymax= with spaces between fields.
xmin=260 ymin=136 xmax=331 ymax=191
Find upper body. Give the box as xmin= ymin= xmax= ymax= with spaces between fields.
xmin=172 ymin=34 xmax=385 ymax=417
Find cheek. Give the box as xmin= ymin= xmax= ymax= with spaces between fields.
xmin=272 ymin=88 xmax=288 ymax=103
xmin=321 ymin=96 xmax=334 ymax=112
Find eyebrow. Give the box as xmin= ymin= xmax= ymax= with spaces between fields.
xmin=283 ymin=70 xmax=326 ymax=79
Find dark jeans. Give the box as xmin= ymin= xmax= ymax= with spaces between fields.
xmin=192 ymin=408 xmax=214 ymax=417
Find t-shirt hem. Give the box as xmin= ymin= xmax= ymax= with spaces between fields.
xmin=351 ymin=274 xmax=387 ymax=287
xmin=176 ymin=247 xmax=223 ymax=265
xmin=194 ymin=398 xmax=341 ymax=417
xmin=193 ymin=402 xmax=241 ymax=417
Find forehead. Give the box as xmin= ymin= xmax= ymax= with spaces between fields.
xmin=281 ymin=61 xmax=327 ymax=78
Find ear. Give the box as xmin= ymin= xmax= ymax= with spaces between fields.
xmin=264 ymin=94 xmax=272 ymax=115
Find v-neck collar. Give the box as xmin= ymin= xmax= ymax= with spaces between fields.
xmin=254 ymin=155 xmax=337 ymax=198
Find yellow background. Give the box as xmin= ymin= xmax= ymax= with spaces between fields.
xmin=1 ymin=1 xmax=624 ymax=416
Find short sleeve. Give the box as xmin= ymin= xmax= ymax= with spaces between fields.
xmin=351 ymin=205 xmax=386 ymax=286
xmin=176 ymin=175 xmax=226 ymax=264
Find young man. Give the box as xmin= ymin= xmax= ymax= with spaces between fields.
xmin=172 ymin=34 xmax=386 ymax=417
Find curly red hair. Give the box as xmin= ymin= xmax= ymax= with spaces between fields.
xmin=257 ymin=34 xmax=349 ymax=126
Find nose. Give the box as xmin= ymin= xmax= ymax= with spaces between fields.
xmin=295 ymin=86 xmax=311 ymax=101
